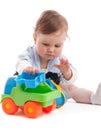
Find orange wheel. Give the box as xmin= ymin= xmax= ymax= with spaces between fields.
xmin=2 ymin=98 xmax=18 ymax=114
xmin=24 ymin=101 xmax=42 ymax=118
xmin=52 ymin=100 xmax=56 ymax=110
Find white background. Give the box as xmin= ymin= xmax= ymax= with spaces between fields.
xmin=0 ymin=0 xmax=101 ymax=129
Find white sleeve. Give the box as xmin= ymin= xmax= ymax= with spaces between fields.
xmin=16 ymin=60 xmax=32 ymax=74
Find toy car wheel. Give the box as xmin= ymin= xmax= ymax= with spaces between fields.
xmin=52 ymin=100 xmax=56 ymax=110
xmin=2 ymin=98 xmax=18 ymax=114
xmin=43 ymin=100 xmax=56 ymax=113
xmin=24 ymin=101 xmax=42 ymax=118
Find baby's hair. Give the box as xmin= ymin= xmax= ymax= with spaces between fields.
xmin=34 ymin=10 xmax=68 ymax=35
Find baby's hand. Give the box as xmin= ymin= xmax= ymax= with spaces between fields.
xmin=54 ymin=58 xmax=72 ymax=80
xmin=23 ymin=66 xmax=40 ymax=74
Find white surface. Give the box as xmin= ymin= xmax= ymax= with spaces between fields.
xmin=0 ymin=0 xmax=101 ymax=129
xmin=0 ymin=100 xmax=101 ymax=130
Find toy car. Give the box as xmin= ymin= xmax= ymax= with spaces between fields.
xmin=1 ymin=72 xmax=68 ymax=118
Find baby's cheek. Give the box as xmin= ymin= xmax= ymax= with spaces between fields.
xmin=55 ymin=51 xmax=61 ymax=57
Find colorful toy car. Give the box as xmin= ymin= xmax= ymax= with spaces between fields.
xmin=1 ymin=72 xmax=68 ymax=118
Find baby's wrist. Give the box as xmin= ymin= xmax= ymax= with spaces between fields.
xmin=63 ymin=69 xmax=72 ymax=80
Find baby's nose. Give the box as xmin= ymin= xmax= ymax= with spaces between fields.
xmin=48 ymin=47 xmax=54 ymax=52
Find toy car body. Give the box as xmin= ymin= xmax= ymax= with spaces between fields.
xmin=1 ymin=72 xmax=67 ymax=118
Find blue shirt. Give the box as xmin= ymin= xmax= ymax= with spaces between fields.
xmin=16 ymin=45 xmax=77 ymax=85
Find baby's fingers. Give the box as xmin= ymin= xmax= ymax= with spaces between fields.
xmin=23 ymin=66 xmax=40 ymax=74
xmin=60 ymin=58 xmax=69 ymax=65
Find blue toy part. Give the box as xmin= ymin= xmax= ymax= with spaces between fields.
xmin=4 ymin=77 xmax=16 ymax=94
xmin=55 ymin=90 xmax=68 ymax=107
xmin=46 ymin=78 xmax=56 ymax=89
xmin=16 ymin=72 xmax=45 ymax=88
xmin=46 ymin=79 xmax=68 ymax=107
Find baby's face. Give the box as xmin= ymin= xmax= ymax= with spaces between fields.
xmin=34 ymin=30 xmax=67 ymax=61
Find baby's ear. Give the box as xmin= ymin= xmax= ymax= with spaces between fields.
xmin=33 ymin=33 xmax=36 ymax=43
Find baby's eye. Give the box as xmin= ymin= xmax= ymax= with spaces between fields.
xmin=42 ymin=43 xmax=49 ymax=46
xmin=55 ymin=45 xmax=61 ymax=48
xmin=55 ymin=43 xmax=63 ymax=48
